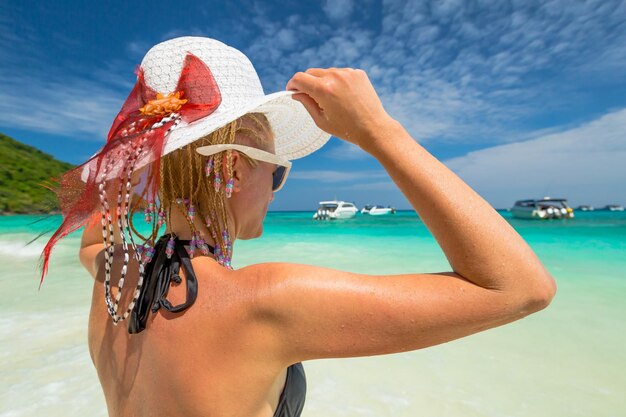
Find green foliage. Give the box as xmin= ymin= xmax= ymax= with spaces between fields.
xmin=0 ymin=132 xmax=76 ymax=214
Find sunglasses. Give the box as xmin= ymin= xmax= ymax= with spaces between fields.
xmin=195 ymin=143 xmax=292 ymax=192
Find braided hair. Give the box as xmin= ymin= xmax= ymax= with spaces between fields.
xmin=130 ymin=112 xmax=272 ymax=266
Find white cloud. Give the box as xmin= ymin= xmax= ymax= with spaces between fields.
xmin=2 ymin=0 xmax=625 ymax=173
xmin=0 ymin=15 xmax=128 ymax=139
xmin=322 ymin=141 xmax=371 ymax=160
xmin=126 ymin=41 xmax=150 ymax=58
xmin=290 ymin=168 xmax=387 ymax=182
xmin=0 ymin=71 xmax=123 ymax=139
xmin=242 ymin=0 xmax=626 ymax=147
xmin=322 ymin=0 xmax=354 ymax=21
xmin=442 ymin=107 xmax=626 ymax=208
xmin=342 ymin=180 xmax=397 ymax=191
xmin=275 ymin=28 xmax=297 ymax=50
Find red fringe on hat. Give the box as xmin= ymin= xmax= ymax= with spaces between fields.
xmin=38 ymin=52 xmax=222 ymax=288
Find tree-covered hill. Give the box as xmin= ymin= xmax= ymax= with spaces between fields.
xmin=0 ymin=132 xmax=76 ymax=214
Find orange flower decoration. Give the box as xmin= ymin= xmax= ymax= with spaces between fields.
xmin=139 ymin=91 xmax=188 ymax=116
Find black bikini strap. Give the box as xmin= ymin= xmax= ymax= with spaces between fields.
xmin=128 ymin=233 xmax=214 ymax=334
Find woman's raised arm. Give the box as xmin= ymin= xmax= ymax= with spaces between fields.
xmin=232 ymin=68 xmax=556 ymax=367
xmin=362 ymin=117 xmax=557 ymax=298
xmin=286 ymin=68 xmax=556 ymax=299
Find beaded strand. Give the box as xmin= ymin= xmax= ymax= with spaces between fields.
xmin=99 ymin=154 xmax=119 ymax=319
xmin=101 ymin=114 xmax=181 ymax=325
xmin=110 ymin=139 xmax=143 ymax=320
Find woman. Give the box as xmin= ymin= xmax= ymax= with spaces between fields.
xmin=41 ymin=37 xmax=556 ymax=417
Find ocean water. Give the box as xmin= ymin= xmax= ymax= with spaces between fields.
xmin=1 ymin=210 xmax=625 ymax=417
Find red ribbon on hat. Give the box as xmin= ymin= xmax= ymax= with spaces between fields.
xmin=38 ymin=52 xmax=222 ymax=287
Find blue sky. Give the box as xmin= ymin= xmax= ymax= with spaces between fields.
xmin=1 ymin=0 xmax=625 ymax=210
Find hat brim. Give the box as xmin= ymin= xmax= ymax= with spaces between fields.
xmin=164 ymin=89 xmax=331 ymax=160
xmin=250 ymin=90 xmax=332 ymax=160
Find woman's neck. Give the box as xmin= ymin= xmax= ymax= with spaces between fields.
xmin=165 ymin=205 xmax=236 ymax=254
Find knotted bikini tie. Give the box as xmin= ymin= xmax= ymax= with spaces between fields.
xmin=128 ymin=233 xmax=214 ymax=334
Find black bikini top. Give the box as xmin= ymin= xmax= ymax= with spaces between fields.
xmin=128 ymin=233 xmax=214 ymax=334
xmin=274 ymin=362 xmax=307 ymax=417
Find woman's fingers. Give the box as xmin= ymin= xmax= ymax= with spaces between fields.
xmin=285 ymin=71 xmax=323 ymax=97
xmin=291 ymin=92 xmax=324 ymax=121
xmin=286 ymin=71 xmax=329 ymax=129
xmin=286 ymin=67 xmax=393 ymax=147
xmin=303 ymin=68 xmax=327 ymax=76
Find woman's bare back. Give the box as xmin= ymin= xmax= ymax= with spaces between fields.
xmin=88 ymin=246 xmax=289 ymax=417
xmin=88 ymin=243 xmax=552 ymax=417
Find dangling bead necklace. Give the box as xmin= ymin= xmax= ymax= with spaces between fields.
xmin=188 ymin=202 xmax=195 ymax=221
xmin=99 ymin=137 xmax=151 ymax=324
xmin=144 ymin=199 xmax=155 ymax=223
xmin=213 ymin=171 xmax=222 ymax=192
xmin=170 ymin=195 xmax=234 ymax=269
xmin=165 ymin=234 xmax=176 ymax=259
xmin=206 ymin=208 xmax=233 ymax=269
xmin=157 ymin=206 xmax=166 ymax=227
xmin=205 ymin=155 xmax=214 ymax=177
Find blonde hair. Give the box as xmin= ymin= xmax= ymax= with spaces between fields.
xmin=129 ymin=112 xmax=273 ymax=266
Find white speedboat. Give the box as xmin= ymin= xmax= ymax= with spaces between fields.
xmin=361 ymin=204 xmax=396 ymax=215
xmin=313 ymin=201 xmax=358 ymax=220
xmin=576 ymin=205 xmax=594 ymax=211
xmin=605 ymin=204 xmax=625 ymax=211
xmin=510 ymin=197 xmax=574 ymax=219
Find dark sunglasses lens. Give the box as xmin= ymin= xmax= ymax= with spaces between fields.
xmin=272 ymin=166 xmax=286 ymax=191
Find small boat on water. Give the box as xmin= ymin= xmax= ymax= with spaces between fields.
xmin=361 ymin=204 xmax=396 ymax=215
xmin=604 ymin=204 xmax=625 ymax=211
xmin=510 ymin=197 xmax=575 ymax=219
xmin=313 ymin=200 xmax=358 ymax=220
xmin=576 ymin=205 xmax=595 ymax=211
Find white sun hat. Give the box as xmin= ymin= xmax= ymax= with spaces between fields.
xmin=80 ymin=35 xmax=331 ymax=182
xmin=142 ymin=36 xmax=331 ymax=158
xmin=41 ymin=35 xmax=333 ymax=297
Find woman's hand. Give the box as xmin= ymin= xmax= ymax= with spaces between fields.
xmin=285 ymin=68 xmax=397 ymax=149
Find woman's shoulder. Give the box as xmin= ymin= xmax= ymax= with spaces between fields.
xmin=190 ymin=258 xmax=268 ymax=317
xmin=187 ymin=260 xmax=291 ymax=364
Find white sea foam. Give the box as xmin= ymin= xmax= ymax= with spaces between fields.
xmin=0 ymin=237 xmax=46 ymax=258
xmin=0 ymin=232 xmax=79 ymax=259
xmin=0 ymin=311 xmax=106 ymax=417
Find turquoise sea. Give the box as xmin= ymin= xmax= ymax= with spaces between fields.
xmin=1 ymin=209 xmax=625 ymax=416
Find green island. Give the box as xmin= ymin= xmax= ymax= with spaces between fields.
xmin=0 ymin=132 xmax=75 ymax=215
